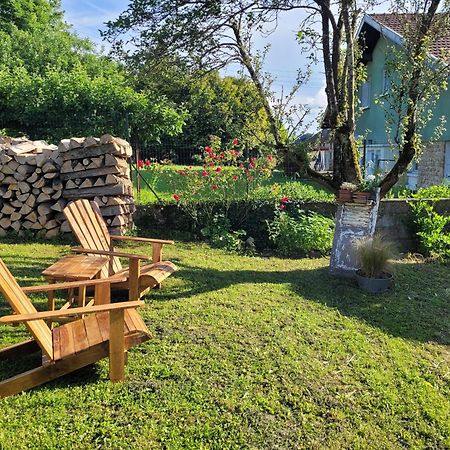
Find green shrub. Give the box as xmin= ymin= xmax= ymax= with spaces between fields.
xmin=409 ymin=200 xmax=450 ymax=261
xmin=267 ymin=209 xmax=334 ymax=257
xmin=413 ymin=185 xmax=450 ymax=199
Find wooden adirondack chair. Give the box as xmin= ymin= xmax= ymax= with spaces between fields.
xmin=63 ymin=199 xmax=177 ymax=301
xmin=0 ymin=258 xmax=150 ymax=398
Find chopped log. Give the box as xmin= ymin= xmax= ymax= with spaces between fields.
xmin=104 ymin=174 xmax=133 ymax=188
xmin=3 ymin=190 xmax=13 ymax=199
xmin=1 ymin=204 xmax=16 ymax=215
xmin=60 ymin=220 xmax=71 ymax=233
xmin=8 ymin=142 xmax=36 ymax=156
xmin=73 ymin=162 xmax=84 ymax=172
xmin=52 ymin=190 xmax=62 ymax=200
xmin=13 ymin=173 xmax=27 ymax=182
xmin=0 ymin=218 xmax=11 ymax=229
xmin=61 ymin=164 xmax=128 ymax=180
xmin=2 ymin=162 xmax=19 ymax=175
xmin=19 ymin=204 xmax=33 ymax=215
xmin=30 ymin=221 xmax=42 ymax=230
xmin=83 ymin=136 xmax=100 ymax=148
xmin=42 ymin=186 xmax=55 ymax=195
xmin=50 ymin=199 xmax=66 ymax=212
xmin=37 ymin=203 xmax=52 ymax=216
xmin=0 ymin=154 xmax=12 ymax=164
xmin=60 ymin=161 xmax=72 ymax=173
xmin=10 ymin=200 xmax=22 ymax=208
xmin=42 ymin=161 xmax=57 ymax=173
xmin=0 ymin=173 xmax=5 ymax=182
xmin=18 ymin=182 xmax=31 ymax=193
xmin=0 ymin=228 xmax=6 ymax=237
xmin=65 ymin=180 xmax=77 ymax=189
xmin=38 ymin=214 xmax=49 ymax=226
xmin=43 ymin=172 xmax=57 ymax=179
xmin=69 ymin=137 xmax=85 ymax=149
xmin=93 ymin=177 xmax=105 ymax=187
xmin=111 ymin=215 xmax=133 ymax=227
xmin=28 ymin=172 xmax=39 ymax=184
xmin=17 ymin=193 xmax=30 ymax=202
xmin=52 ymin=179 xmax=63 ymax=191
xmin=16 ymin=164 xmax=35 ymax=175
xmin=32 ymin=178 xmax=45 ymax=189
xmin=3 ymin=176 xmax=16 ymax=184
xmin=10 ymin=211 xmax=21 ymax=222
xmin=15 ymin=155 xmax=36 ymax=165
xmin=44 ymin=219 xmax=58 ymax=230
xmin=21 ymin=221 xmax=33 ymax=230
xmin=79 ymin=178 xmax=93 ymax=189
xmin=36 ymin=192 xmax=51 ymax=203
xmin=25 ymin=211 xmax=37 ymax=223
xmin=62 ymin=142 xmax=129 ymax=161
xmin=58 ymin=139 xmax=70 ymax=153
xmin=10 ymin=221 xmax=20 ymax=232
xmin=25 ymin=195 xmax=36 ymax=208
xmin=100 ymin=204 xmax=136 ymax=216
xmin=45 ymin=227 xmax=60 ymax=238
xmin=82 ymin=158 xmax=90 ymax=166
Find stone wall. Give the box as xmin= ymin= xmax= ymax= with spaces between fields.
xmin=417 ymin=142 xmax=445 ymax=188
xmin=134 ymin=198 xmax=450 ymax=253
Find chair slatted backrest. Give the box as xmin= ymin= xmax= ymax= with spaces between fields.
xmin=0 ymin=259 xmax=53 ymax=359
xmin=64 ymin=199 xmax=122 ymax=277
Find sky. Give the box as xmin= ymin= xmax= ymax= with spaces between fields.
xmin=59 ymin=0 xmax=370 ymax=131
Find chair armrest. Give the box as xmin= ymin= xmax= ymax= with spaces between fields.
xmin=111 ymin=236 xmax=174 ymax=245
xmin=72 ymin=247 xmax=152 ymax=261
xmin=0 ymin=301 xmax=144 ymax=324
xmin=21 ymin=277 xmax=127 ymax=294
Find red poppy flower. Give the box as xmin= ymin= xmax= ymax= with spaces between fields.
xmin=216 ymin=167 xmax=222 ymax=173
xmin=280 ymin=204 xmax=285 ymax=210
xmin=220 ymin=152 xmax=225 ymax=158
xmin=233 ymin=138 xmax=239 ymax=145
xmin=205 ymin=146 xmax=212 ymax=153
xmin=145 ymin=159 xmax=150 ymax=166
xmin=249 ymin=163 xmax=255 ymax=169
xmin=137 ymin=159 xmax=144 ymax=169
xmin=281 ymin=196 xmax=289 ymax=203
xmin=267 ymin=155 xmax=273 ymax=161
xmin=173 ymin=194 xmax=181 ymax=201
xmin=239 ymin=164 xmax=244 ymax=169
xmin=211 ymin=184 xmax=218 ymax=190
xmin=233 ymin=175 xmax=238 ymax=181
xmin=201 ymin=171 xmax=209 ymax=177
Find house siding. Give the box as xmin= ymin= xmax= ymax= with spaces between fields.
xmin=356 ymin=37 xmax=450 ymax=144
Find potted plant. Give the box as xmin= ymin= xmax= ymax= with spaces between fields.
xmin=338 ymin=182 xmax=358 ymax=202
xmin=355 ymin=235 xmax=395 ymax=293
xmin=352 ymin=174 xmax=380 ymax=204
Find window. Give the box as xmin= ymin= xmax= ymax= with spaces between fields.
xmin=382 ymin=69 xmax=391 ymax=93
xmin=361 ymin=79 xmax=371 ymax=108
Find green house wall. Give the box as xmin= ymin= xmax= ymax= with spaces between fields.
xmin=355 ymin=36 xmax=450 ymax=144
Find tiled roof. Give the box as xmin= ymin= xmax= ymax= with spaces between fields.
xmin=370 ymin=13 xmax=450 ymax=59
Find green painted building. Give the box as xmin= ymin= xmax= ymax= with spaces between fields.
xmin=356 ymin=14 xmax=450 ymax=188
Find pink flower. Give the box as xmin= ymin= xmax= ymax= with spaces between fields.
xmin=235 ymin=151 xmax=240 ymax=156
xmin=205 ymin=146 xmax=212 ymax=153
xmin=239 ymin=164 xmax=244 ymax=169
xmin=201 ymin=171 xmax=209 ymax=177
xmin=173 ymin=194 xmax=181 ymax=202
xmin=280 ymin=204 xmax=285 ymax=210
xmin=233 ymin=138 xmax=239 ymax=145
xmin=211 ymin=184 xmax=218 ymax=190
xmin=281 ymin=196 xmax=289 ymax=203
xmin=248 ymin=175 xmax=254 ymax=182
xmin=220 ymin=152 xmax=225 ymax=158
xmin=249 ymin=163 xmax=255 ymax=169
xmin=137 ymin=159 xmax=144 ymax=169
xmin=216 ymin=167 xmax=222 ymax=173
xmin=267 ymin=155 xmax=273 ymax=161
xmin=144 ymin=159 xmax=151 ymax=166
xmin=233 ymin=175 xmax=238 ymax=181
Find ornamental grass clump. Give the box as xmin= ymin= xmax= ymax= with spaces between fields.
xmin=356 ymin=235 xmax=396 ymax=278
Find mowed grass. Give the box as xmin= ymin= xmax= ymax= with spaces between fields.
xmin=0 ymin=239 xmax=449 ymax=449
xmin=132 ymin=166 xmax=334 ymax=204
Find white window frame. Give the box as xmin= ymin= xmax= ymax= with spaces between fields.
xmin=361 ymin=78 xmax=371 ymax=109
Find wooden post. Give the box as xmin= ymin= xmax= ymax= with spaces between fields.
xmin=128 ymin=259 xmax=140 ymax=302
xmin=109 ymin=309 xmax=125 ymax=382
xmin=78 ymin=285 xmax=86 ymax=307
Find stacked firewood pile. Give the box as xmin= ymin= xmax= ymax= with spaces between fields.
xmin=59 ymin=135 xmax=135 ymax=235
xmin=0 ymin=137 xmax=64 ymax=237
xmin=0 ymin=134 xmax=136 ymax=237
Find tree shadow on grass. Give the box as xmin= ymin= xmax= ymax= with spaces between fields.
xmin=155 ymin=260 xmax=449 ymax=346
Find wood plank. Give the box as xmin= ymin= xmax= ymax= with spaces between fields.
xmin=83 ymin=315 xmax=103 ymax=347
xmin=52 ymin=327 xmax=61 ymax=361
xmin=128 ymin=259 xmax=140 ymax=302
xmin=70 ymin=319 xmax=89 ymax=354
xmin=59 ymin=322 xmax=75 ymax=359
xmin=60 ymin=164 xmax=129 ymax=180
xmin=109 ymin=309 xmax=125 ymax=382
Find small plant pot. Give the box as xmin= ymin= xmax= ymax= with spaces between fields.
xmin=355 ymin=270 xmax=393 ymax=294
xmin=352 ymin=191 xmax=371 ymax=204
xmin=338 ymin=189 xmax=353 ymax=202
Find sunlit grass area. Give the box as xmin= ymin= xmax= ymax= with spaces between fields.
xmin=0 ymin=239 xmax=448 ymax=449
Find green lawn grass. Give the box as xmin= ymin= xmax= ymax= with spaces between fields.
xmin=0 ymin=239 xmax=449 ymax=449
xmin=132 ymin=166 xmax=334 ymax=205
